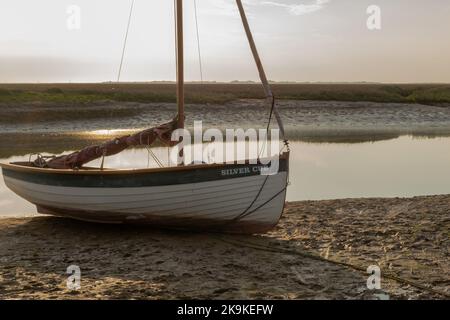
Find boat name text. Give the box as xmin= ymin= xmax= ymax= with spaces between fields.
xmin=221 ymin=166 xmax=268 ymax=176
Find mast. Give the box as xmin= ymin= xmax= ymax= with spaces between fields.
xmin=235 ymin=0 xmax=286 ymax=140
xmin=175 ymin=0 xmax=185 ymax=130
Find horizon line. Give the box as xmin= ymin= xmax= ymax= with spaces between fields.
xmin=1 ymin=81 xmax=449 ymax=85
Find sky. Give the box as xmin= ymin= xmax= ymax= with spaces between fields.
xmin=0 ymin=0 xmax=449 ymax=83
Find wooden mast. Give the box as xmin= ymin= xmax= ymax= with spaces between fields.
xmin=236 ymin=0 xmax=286 ymax=140
xmin=176 ymin=0 xmax=185 ymax=130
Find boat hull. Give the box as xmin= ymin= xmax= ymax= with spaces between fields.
xmin=1 ymin=155 xmax=289 ymax=234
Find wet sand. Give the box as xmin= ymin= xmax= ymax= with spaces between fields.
xmin=1 ymin=100 xmax=450 ymax=136
xmin=0 ymin=194 xmax=448 ymax=300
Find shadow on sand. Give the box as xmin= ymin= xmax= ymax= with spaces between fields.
xmin=0 ymin=216 xmax=371 ymax=299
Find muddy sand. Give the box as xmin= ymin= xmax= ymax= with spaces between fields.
xmin=1 ymin=100 xmax=450 ymax=137
xmin=0 ymin=194 xmax=448 ymax=300
xmin=1 ymin=99 xmax=450 ymax=158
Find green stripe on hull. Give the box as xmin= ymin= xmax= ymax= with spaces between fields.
xmin=2 ymin=160 xmax=287 ymax=188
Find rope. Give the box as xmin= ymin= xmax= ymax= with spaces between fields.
xmin=146 ymin=146 xmax=164 ymax=168
xmin=258 ymin=96 xmax=276 ymax=159
xmin=117 ymin=0 xmax=135 ymax=82
xmin=194 ymin=0 xmax=204 ymax=82
xmin=214 ymin=236 xmax=450 ymax=299
xmin=229 ymin=176 xmax=270 ymax=223
xmin=239 ymin=185 xmax=287 ymax=220
xmin=219 ymin=96 xmax=285 ymax=227
xmin=217 ymin=179 xmax=287 ymax=230
xmin=29 ymin=154 xmax=56 ymax=168
xmin=174 ymin=0 xmax=178 ymax=84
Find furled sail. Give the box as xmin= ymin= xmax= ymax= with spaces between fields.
xmin=38 ymin=118 xmax=179 ymax=169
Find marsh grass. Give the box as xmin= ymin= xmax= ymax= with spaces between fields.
xmin=0 ymin=83 xmax=449 ymax=105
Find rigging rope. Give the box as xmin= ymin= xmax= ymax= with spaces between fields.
xmin=194 ymin=0 xmax=204 ymax=82
xmin=117 ymin=0 xmax=135 ymax=82
xmin=174 ymin=0 xmax=178 ymax=80
xmin=146 ymin=146 xmax=165 ymax=168
xmin=258 ymin=96 xmax=276 ymax=159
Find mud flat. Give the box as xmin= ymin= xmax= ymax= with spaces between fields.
xmin=1 ymin=99 xmax=450 ymax=158
xmin=0 ymin=194 xmax=448 ymax=300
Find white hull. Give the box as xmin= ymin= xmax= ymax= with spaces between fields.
xmin=3 ymin=168 xmax=288 ymax=233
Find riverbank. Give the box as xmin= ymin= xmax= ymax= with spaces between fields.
xmin=1 ymin=83 xmax=449 ymax=106
xmin=0 ymin=194 xmax=448 ymax=299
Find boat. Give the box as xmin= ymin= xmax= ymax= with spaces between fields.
xmin=0 ymin=0 xmax=290 ymax=234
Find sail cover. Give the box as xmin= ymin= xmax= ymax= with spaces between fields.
xmin=39 ymin=118 xmax=179 ymax=169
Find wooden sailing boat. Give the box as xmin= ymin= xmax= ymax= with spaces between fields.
xmin=0 ymin=0 xmax=289 ymax=234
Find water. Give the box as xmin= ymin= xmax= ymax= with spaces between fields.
xmin=1 ymin=136 xmax=449 ymax=217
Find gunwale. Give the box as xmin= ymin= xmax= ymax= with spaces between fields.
xmin=0 ymin=152 xmax=289 ymax=176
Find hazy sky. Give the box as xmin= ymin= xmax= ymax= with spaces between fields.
xmin=1 ymin=0 xmax=449 ymax=83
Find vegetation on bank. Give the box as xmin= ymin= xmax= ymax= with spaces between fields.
xmin=0 ymin=83 xmax=449 ymax=105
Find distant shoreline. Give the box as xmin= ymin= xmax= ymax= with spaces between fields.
xmin=1 ymin=83 xmax=449 ymax=106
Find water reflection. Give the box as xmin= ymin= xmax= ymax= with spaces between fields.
xmin=1 ymin=136 xmax=449 ymax=217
